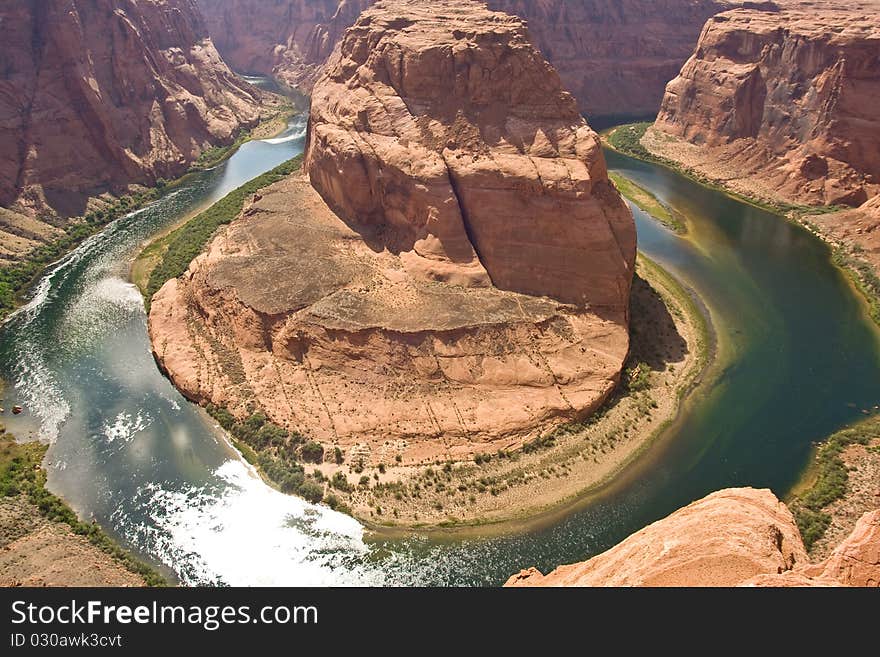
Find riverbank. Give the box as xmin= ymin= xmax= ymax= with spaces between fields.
xmin=186 ymin=99 xmax=297 ymax=172
xmin=787 ymin=414 xmax=880 ymax=558
xmin=603 ymin=122 xmax=880 ymax=330
xmin=0 ymin=429 xmax=164 ymax=586
xmin=608 ymin=171 xmax=686 ymax=234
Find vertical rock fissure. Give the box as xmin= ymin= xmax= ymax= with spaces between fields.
xmin=441 ymin=156 xmax=494 ymax=286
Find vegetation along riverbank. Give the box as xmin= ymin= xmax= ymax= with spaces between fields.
xmin=603 ymin=122 xmax=880 ymax=328
xmin=0 ymin=426 xmax=165 ymax=586
xmin=0 ymin=94 xmax=295 ymax=325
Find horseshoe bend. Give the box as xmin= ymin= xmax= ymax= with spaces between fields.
xmin=147 ymin=0 xmax=650 ymax=521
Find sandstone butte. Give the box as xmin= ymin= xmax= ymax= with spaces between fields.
xmin=647 ymin=1 xmax=880 ymax=210
xmin=0 ymin=0 xmax=263 ymax=260
xmin=148 ymin=0 xmax=636 ymax=466
xmin=506 ymin=488 xmax=880 ymax=587
xmin=199 ymin=0 xmax=741 ymax=117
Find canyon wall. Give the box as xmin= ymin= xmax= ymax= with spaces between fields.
xmin=506 ymin=488 xmax=880 ymax=587
xmin=199 ymin=0 xmax=735 ymax=117
xmin=149 ymin=0 xmax=635 ymax=465
xmin=0 ymin=0 xmax=263 ymax=227
xmin=648 ymin=2 xmax=880 ymax=208
xmin=198 ymin=0 xmax=375 ymax=92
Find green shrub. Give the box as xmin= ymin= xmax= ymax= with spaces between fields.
xmin=791 ymin=416 xmax=878 ymax=550
xmin=301 ymin=441 xmax=325 ymax=463
xmin=607 ymin=122 xmax=653 ymax=159
xmin=331 ymin=472 xmax=352 ymax=493
xmin=334 ymin=447 xmax=344 ymax=464
xmin=298 ymin=480 xmax=324 ymax=504
xmin=522 ymin=433 xmax=555 ymax=454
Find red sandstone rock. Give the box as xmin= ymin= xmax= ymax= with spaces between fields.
xmin=0 ymin=0 xmax=263 ymax=223
xmin=305 ymin=0 xmax=635 ymax=310
xmin=505 ymin=488 xmax=809 ymax=587
xmin=149 ymin=0 xmax=635 ymax=463
xmin=803 ymin=510 xmax=880 ymax=587
xmin=200 ymin=0 xmax=736 ymax=117
xmin=651 ymin=2 xmax=880 ymax=208
xmin=505 ymin=488 xmax=880 ymax=587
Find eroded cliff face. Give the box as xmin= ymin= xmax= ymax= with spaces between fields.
xmin=199 ymin=0 xmax=735 ymax=117
xmin=649 ymin=2 xmax=880 ymax=208
xmin=487 ymin=0 xmax=737 ymax=118
xmin=0 ymin=0 xmax=263 ymax=226
xmin=199 ymin=0 xmax=374 ymax=92
xmin=506 ymin=488 xmax=880 ymax=587
xmin=305 ymin=0 xmax=636 ymax=309
xmin=149 ymin=0 xmax=635 ymax=465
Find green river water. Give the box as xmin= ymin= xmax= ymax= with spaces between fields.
xmin=1 ymin=109 xmax=878 ymax=585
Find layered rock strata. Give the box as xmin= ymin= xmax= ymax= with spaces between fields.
xmin=506 ymin=488 xmax=880 ymax=587
xmin=0 ymin=0 xmax=263 ymax=244
xmin=200 ymin=0 xmax=736 ymax=116
xmin=149 ymin=0 xmax=635 ymax=464
xmin=648 ymin=2 xmax=880 ymax=208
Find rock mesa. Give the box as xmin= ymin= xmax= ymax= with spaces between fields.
xmin=149 ymin=0 xmax=635 ymax=465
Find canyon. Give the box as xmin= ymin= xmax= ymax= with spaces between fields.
xmin=148 ymin=0 xmax=636 ymax=480
xmin=0 ymin=0 xmax=264 ymax=262
xmin=506 ymin=488 xmax=880 ymax=587
xmin=199 ymin=0 xmax=738 ymax=117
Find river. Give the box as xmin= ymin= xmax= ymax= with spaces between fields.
xmin=1 ymin=113 xmax=879 ymax=586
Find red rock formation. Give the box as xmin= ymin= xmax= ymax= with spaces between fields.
xmin=505 ymin=488 xmax=880 ymax=587
xmin=0 ymin=0 xmax=263 ymax=223
xmin=649 ymin=2 xmax=880 ymax=208
xmin=149 ymin=0 xmax=635 ymax=464
xmin=306 ymin=0 xmax=635 ymax=310
xmin=486 ymin=0 xmax=738 ymax=117
xmin=200 ymin=0 xmax=736 ymax=117
xmin=199 ymin=0 xmax=374 ymax=92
